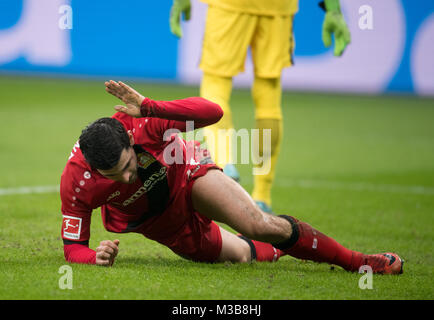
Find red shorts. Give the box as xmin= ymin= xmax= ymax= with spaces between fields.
xmin=158 ymin=160 xmax=223 ymax=263
xmin=137 ymin=151 xmax=223 ymax=263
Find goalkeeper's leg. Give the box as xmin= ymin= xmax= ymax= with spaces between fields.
xmin=200 ymin=73 xmax=239 ymax=181
xmin=251 ymin=76 xmax=283 ymax=212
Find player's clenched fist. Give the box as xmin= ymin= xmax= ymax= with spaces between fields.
xmin=95 ymin=239 xmax=120 ymax=266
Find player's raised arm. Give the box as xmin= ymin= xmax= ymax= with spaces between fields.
xmin=105 ymin=80 xmax=223 ymax=130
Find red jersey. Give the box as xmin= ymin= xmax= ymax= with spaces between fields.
xmin=60 ymin=97 xmax=223 ymax=264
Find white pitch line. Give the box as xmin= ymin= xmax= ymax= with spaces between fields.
xmin=0 ymin=185 xmax=60 ymax=196
xmin=274 ymin=179 xmax=434 ymax=196
xmin=0 ymin=180 xmax=433 ymax=197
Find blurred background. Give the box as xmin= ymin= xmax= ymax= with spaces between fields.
xmin=0 ymin=0 xmax=433 ymax=191
xmin=0 ymin=0 xmax=433 ymax=95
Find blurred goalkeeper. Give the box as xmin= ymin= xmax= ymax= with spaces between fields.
xmin=170 ymin=0 xmax=351 ymax=213
xmin=59 ymin=80 xmax=403 ymax=276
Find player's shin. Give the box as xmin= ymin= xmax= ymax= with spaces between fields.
xmin=272 ymin=215 xmax=364 ymax=271
xmin=238 ymin=235 xmax=284 ymax=262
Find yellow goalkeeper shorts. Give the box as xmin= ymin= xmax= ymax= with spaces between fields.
xmin=199 ymin=5 xmax=295 ymax=78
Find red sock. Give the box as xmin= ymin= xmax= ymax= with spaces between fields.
xmin=239 ymin=236 xmax=284 ymax=262
xmin=252 ymin=240 xmax=285 ymax=262
xmin=276 ymin=216 xmax=364 ymax=271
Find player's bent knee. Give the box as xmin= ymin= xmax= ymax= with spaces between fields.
xmin=218 ymin=227 xmax=252 ymax=263
xmin=237 ymin=253 xmax=251 ymax=263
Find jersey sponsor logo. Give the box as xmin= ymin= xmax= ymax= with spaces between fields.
xmin=62 ymin=215 xmax=82 ymax=240
xmin=137 ymin=152 xmax=156 ymax=170
xmin=107 ymin=190 xmax=120 ymax=202
xmin=123 ymin=167 xmax=167 ymax=207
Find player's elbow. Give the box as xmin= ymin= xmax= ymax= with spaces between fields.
xmin=208 ymin=100 xmax=224 ymax=124
xmin=215 ymin=102 xmax=224 ymax=120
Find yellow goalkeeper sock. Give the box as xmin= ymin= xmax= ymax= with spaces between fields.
xmin=200 ymin=73 xmax=234 ymax=168
xmin=251 ymin=119 xmax=283 ymax=206
xmin=251 ymin=77 xmax=283 ymax=207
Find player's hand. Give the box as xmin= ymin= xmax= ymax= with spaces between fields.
xmin=95 ymin=239 xmax=120 ymax=267
xmin=322 ymin=11 xmax=351 ymax=57
xmin=105 ymin=80 xmax=145 ymax=118
xmin=170 ymin=0 xmax=191 ymax=38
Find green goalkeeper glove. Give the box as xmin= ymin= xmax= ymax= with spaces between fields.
xmin=169 ymin=0 xmax=191 ymax=38
xmin=320 ymin=0 xmax=351 ymax=56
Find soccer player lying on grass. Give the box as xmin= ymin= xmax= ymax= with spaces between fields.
xmin=59 ymin=80 xmax=403 ymax=274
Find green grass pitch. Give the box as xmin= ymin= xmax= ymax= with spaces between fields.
xmin=0 ymin=75 xmax=433 ymax=300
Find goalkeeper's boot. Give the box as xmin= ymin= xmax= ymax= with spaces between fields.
xmin=255 ymin=201 xmax=274 ymax=214
xmin=223 ymin=164 xmax=240 ymax=182
xmin=355 ymin=252 xmax=404 ymax=275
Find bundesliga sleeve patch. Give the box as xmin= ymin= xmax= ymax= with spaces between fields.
xmin=62 ymin=215 xmax=82 ymax=240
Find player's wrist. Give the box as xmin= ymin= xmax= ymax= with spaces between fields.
xmin=140 ymin=97 xmax=151 ymax=117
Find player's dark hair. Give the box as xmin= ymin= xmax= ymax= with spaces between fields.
xmin=79 ymin=117 xmax=131 ymax=170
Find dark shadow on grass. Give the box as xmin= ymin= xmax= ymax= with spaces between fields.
xmin=116 ymin=256 xmax=352 ymax=275
xmin=116 ymin=256 xmax=194 ymax=268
